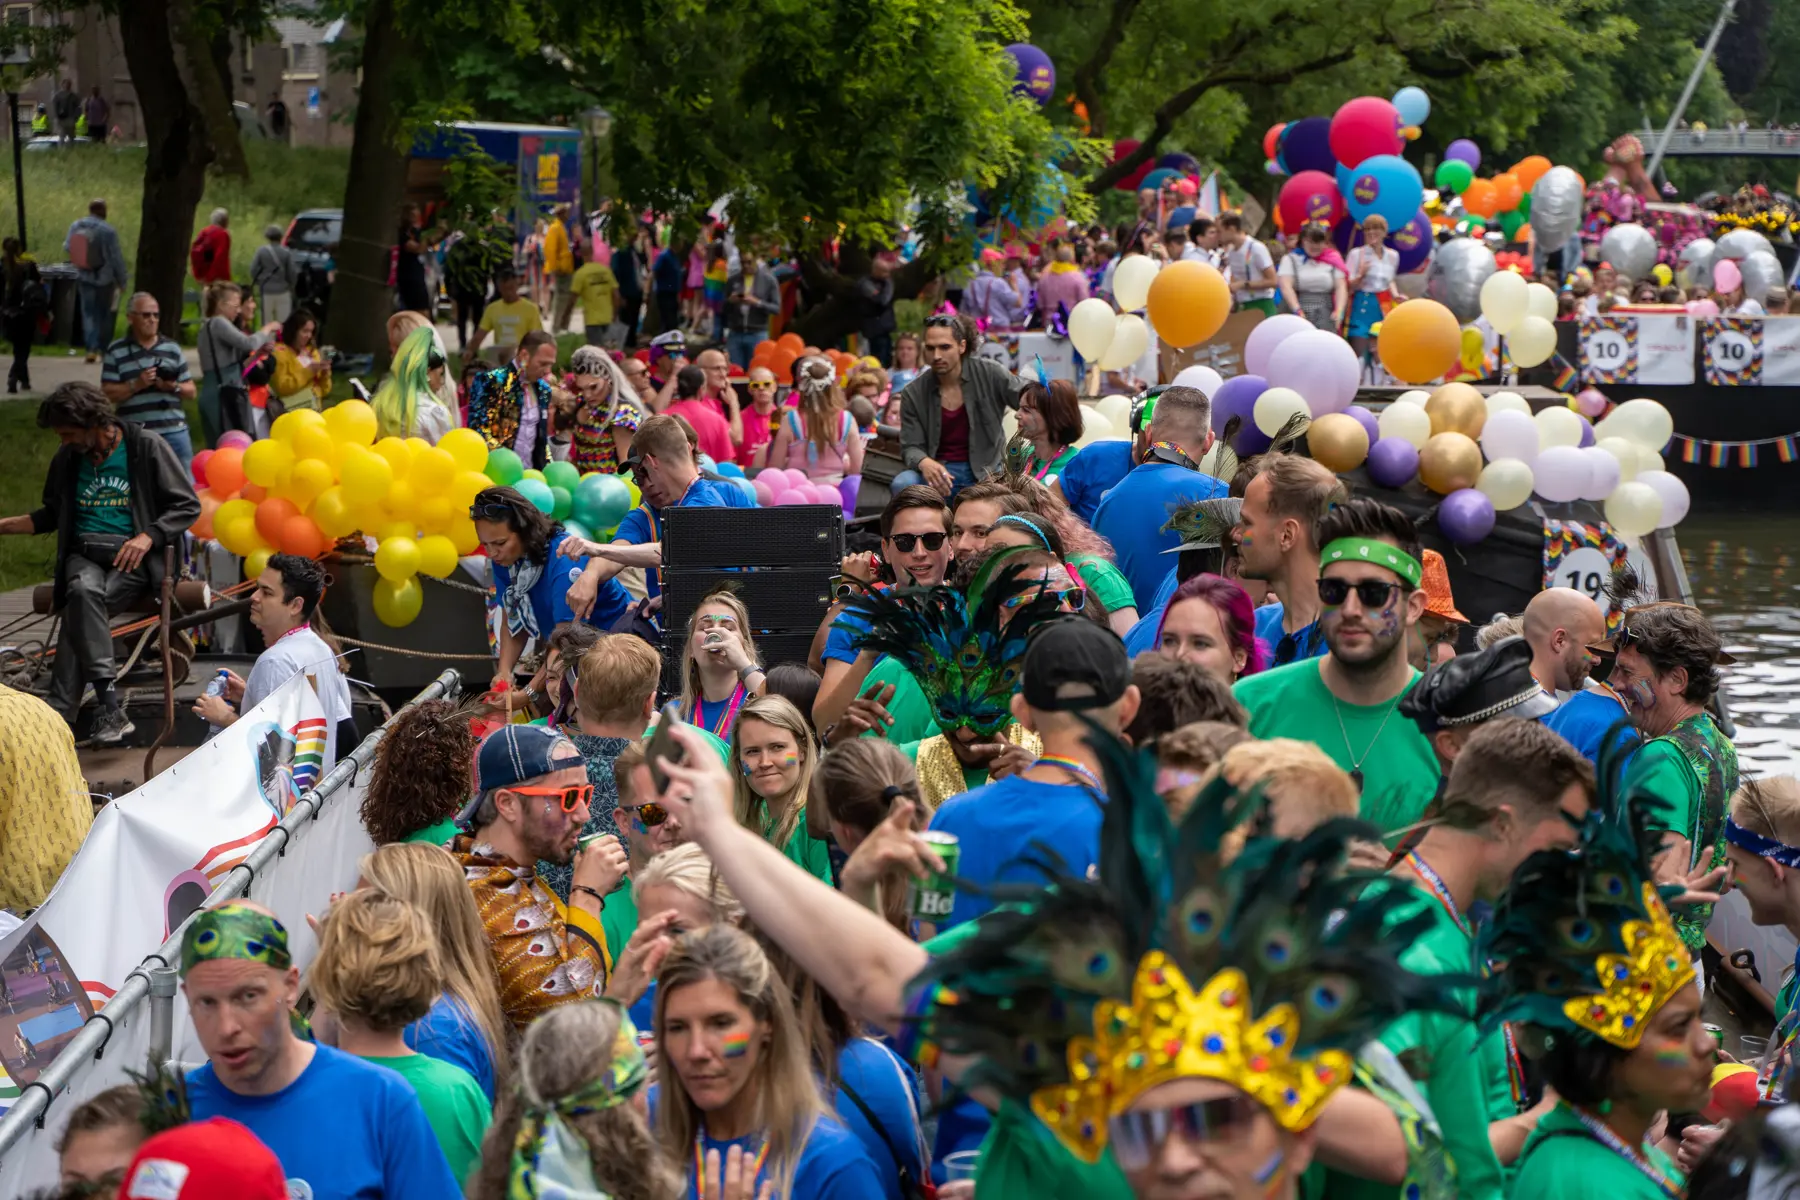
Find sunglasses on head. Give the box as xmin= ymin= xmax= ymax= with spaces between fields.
xmin=509 ymin=782 xmax=595 ymax=813
xmin=1107 ymin=1095 xmax=1260 ymax=1171
xmin=889 ymin=531 xmax=947 ymax=553
xmin=469 ymin=501 xmax=518 ymax=521
xmin=1317 ymin=577 xmax=1405 ymax=609
xmin=924 ymin=315 xmax=959 ymax=328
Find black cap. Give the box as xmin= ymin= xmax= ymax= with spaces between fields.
xmin=1399 ymin=636 xmax=1559 ymax=735
xmin=1020 ymin=618 xmax=1132 ymax=712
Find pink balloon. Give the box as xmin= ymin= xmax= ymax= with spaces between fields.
xmin=1713 ymin=258 xmax=1741 ymax=294
xmin=1574 ymin=388 xmax=1609 ymax=418
xmin=216 ymin=430 xmax=254 ymax=451
xmin=777 ymin=490 xmax=814 ymax=506
xmin=783 ymin=468 xmax=811 ymax=490
xmin=1329 ymin=96 xmax=1404 ymax=168
xmin=804 ymin=483 xmax=834 ymax=504
xmin=1264 ymin=329 xmax=1361 ymax=416
xmin=752 ymin=478 xmax=775 ymax=505
xmin=1243 ymin=314 xmax=1314 ymax=377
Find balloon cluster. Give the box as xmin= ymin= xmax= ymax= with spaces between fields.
xmin=1428 ymin=146 xmax=1553 ymax=245
xmin=1106 ymin=140 xmax=1205 ymax=196
xmin=749 ymin=332 xmax=861 ymax=385
xmin=1266 ymin=92 xmax=1427 ymax=243
xmin=750 ymin=467 xmax=856 ymax=510
xmin=1066 ymin=253 xmax=1231 ymax=362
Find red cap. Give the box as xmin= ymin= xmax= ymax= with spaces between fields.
xmin=121 ymin=1119 xmax=288 ymax=1200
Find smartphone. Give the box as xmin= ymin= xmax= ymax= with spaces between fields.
xmin=645 ymin=700 xmax=688 ymax=792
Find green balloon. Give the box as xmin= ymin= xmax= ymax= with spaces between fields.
xmin=484 ymin=448 xmax=524 ymax=486
xmin=562 ymin=518 xmax=593 ymax=543
xmin=1500 ymin=209 xmax=1527 ymax=240
xmin=1517 ymin=192 xmax=1532 ymax=219
xmin=544 ymin=461 xmax=582 ymax=492
xmin=520 ymin=468 xmax=547 ymax=484
xmin=550 ymin=485 xmax=572 ymax=521
xmin=1434 ymin=159 xmax=1473 ymax=194
xmin=516 ymin=478 xmax=555 ymax=514
xmin=572 ymin=473 xmax=632 ymax=531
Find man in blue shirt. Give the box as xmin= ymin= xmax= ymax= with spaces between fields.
xmin=1092 ymin=385 xmax=1227 ymax=609
xmin=181 ymin=901 xmax=458 ymax=1200
xmin=1233 ymin=455 xmax=1345 ymax=667
xmin=1524 ymin=586 xmax=1635 ymax=763
xmin=1051 ymin=387 xmax=1154 ymax=524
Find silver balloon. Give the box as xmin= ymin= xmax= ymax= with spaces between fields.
xmin=1597 ymin=223 xmax=1658 ymax=282
xmin=1741 ymin=249 xmax=1786 ymax=302
xmin=1713 ymin=228 xmax=1775 ymax=264
xmin=1678 ymin=237 xmax=1716 ymax=289
xmin=1530 ymin=166 xmax=1586 ymax=245
xmin=1424 ymin=237 xmax=1498 ymax=323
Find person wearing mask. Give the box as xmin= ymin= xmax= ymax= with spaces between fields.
xmin=180 ymin=902 xmax=459 ymax=1198
xmin=100 ymin=291 xmax=196 ymax=464
xmin=1013 ymin=377 xmax=1082 ymax=483
xmin=1234 ymin=454 xmax=1346 ymax=666
xmin=469 ymin=269 xmax=545 ymax=363
xmin=736 ymin=365 xmax=781 ymax=469
xmin=724 ymin=248 xmax=780 ymax=368
xmin=190 ymin=553 xmax=355 ymax=763
xmin=249 ymin=224 xmax=298 ymax=325
xmin=963 ymin=247 xmax=1028 ymax=327
xmin=770 ymin=355 xmax=864 ymax=485
xmin=1276 ymin=222 xmax=1348 ymax=330
xmin=196 ymin=282 xmax=281 ymax=445
xmin=732 ymin=694 xmax=832 ymax=880
xmin=0 ymin=383 xmax=198 ymax=743
xmin=894 ymin=316 xmax=1023 ymax=497
xmin=1346 ymin=215 xmax=1401 ymax=365
xmin=189 ymin=208 xmax=233 ymax=285
xmin=309 ymin=891 xmax=492 ymax=1183
xmin=1093 ymin=385 xmax=1225 ymax=609
xmin=857 ymin=256 xmax=898 ymax=365
xmin=1232 ymin=498 xmax=1441 ymax=842
xmin=467 ymin=329 xmax=559 ymax=469
xmin=64 ymin=198 xmax=128 ymax=364
xmin=1525 ymin=587 xmax=1633 ymax=764
xmin=1220 ymin=211 xmax=1277 ymax=315
xmin=1155 ymin=572 xmax=1265 ymax=685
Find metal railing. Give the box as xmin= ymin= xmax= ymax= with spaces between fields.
xmin=0 ymin=668 xmax=463 ymax=1157
xmin=1640 ymin=126 xmax=1800 ymax=158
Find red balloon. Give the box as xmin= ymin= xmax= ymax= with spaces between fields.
xmin=1277 ymin=171 xmax=1345 ymax=232
xmin=279 ymin=514 xmax=325 ymax=559
xmin=1262 ymin=122 xmax=1287 ymax=161
xmin=254 ymin=496 xmax=300 ymax=546
xmin=1329 ymin=96 xmax=1404 ymax=168
xmin=190 ymin=449 xmax=214 ymax=488
xmin=205 ymin=447 xmax=245 ymax=496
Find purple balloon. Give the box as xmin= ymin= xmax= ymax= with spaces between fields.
xmin=838 ymin=475 xmax=862 ymax=518
xmin=1210 ymin=374 xmax=1272 ymax=453
xmin=1367 ymin=436 xmax=1420 ymax=489
xmin=1244 ymin=314 xmax=1312 ymax=376
xmin=1438 ymin=488 xmax=1497 ymax=545
xmin=1446 ymin=138 xmax=1481 ymax=169
xmin=217 ymin=430 xmax=253 ymax=451
xmin=1345 ymin=405 xmax=1381 ymax=445
xmin=1004 ymin=43 xmax=1055 ymax=104
xmin=1281 ymin=117 xmax=1336 ymax=176
xmin=1390 ymin=210 xmax=1434 ymax=273
xmin=1266 ymin=329 xmax=1360 ymax=416
xmin=1575 ymin=414 xmax=1596 ymax=448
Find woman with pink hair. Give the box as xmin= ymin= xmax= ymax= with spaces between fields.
xmin=1155 ymin=572 xmax=1266 ymax=684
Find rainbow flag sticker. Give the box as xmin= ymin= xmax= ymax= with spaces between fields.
xmin=722 ymin=1030 xmax=751 ymax=1059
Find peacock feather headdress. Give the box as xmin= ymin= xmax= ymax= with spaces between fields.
xmin=1475 ymin=725 xmax=1694 ymax=1050
xmin=907 ymin=723 xmax=1468 ymax=1162
xmin=1161 ymin=497 xmax=1243 ymax=553
xmin=845 ymin=546 xmax=1068 ymax=737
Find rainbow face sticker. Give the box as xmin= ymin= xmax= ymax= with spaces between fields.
xmin=721 ymin=1030 xmax=751 ymax=1059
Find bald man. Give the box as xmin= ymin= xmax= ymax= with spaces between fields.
xmin=1527 ymin=588 xmax=1634 ymax=765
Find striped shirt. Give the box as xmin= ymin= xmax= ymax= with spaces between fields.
xmin=100 ymin=334 xmax=190 ymax=434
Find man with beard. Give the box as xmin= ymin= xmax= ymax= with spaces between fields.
xmin=451 ymin=725 xmax=627 ymax=1031
xmin=1232 ymin=498 xmax=1440 ymax=842
xmin=1525 ymin=586 xmax=1632 ymax=764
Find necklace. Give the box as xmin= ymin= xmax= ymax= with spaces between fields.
xmin=1569 ymin=1106 xmax=1681 ymax=1196
xmin=1331 ymin=690 xmax=1404 ymax=792
xmin=1034 ymin=754 xmax=1105 ymax=793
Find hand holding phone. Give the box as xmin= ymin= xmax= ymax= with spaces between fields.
xmin=645 ymin=700 xmax=689 ymax=793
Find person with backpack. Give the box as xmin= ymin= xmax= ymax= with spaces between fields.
xmin=190 ymin=208 xmax=233 ymax=285
xmin=250 ymin=224 xmax=298 ymax=325
xmin=64 ymin=198 xmax=129 ymax=363
xmin=2 ymin=239 xmax=46 ymax=394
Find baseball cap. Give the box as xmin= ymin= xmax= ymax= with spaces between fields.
xmin=457 ymin=724 xmax=587 ymax=828
xmin=1020 ymin=618 xmax=1132 ymax=712
xmin=121 ymin=1118 xmax=288 ymax=1200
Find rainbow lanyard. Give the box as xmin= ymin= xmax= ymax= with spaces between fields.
xmin=1761 ymin=1008 xmax=1800 ymax=1100
xmin=699 ymin=683 xmax=748 ymax=741
xmin=1025 ymin=449 xmax=1064 ymax=480
xmin=693 ymin=1132 xmax=770 ymax=1193
xmin=1569 ymin=1107 xmax=1682 ymax=1196
xmin=1035 ymin=754 xmax=1105 ymax=793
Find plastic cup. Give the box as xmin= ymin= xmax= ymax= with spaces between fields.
xmin=1740 ymin=1034 xmax=1770 ymax=1065
xmin=942 ymin=1151 xmax=980 ymax=1182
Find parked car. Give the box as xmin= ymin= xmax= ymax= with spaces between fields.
xmin=283 ymin=208 xmax=341 ymax=321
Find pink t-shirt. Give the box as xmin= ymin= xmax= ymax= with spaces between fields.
xmin=664 ymin=398 xmax=736 ymax=465
xmin=736 ymin=404 xmax=777 ymax=468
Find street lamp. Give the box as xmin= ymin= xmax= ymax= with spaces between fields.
xmin=1 ymin=46 xmax=31 ymax=250
xmin=582 ymin=106 xmax=612 ymax=214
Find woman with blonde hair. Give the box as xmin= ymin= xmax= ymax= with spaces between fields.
xmin=655 ymin=923 xmax=881 ymax=1199
xmin=1721 ymin=775 xmax=1800 ymax=1091
xmin=625 ymin=841 xmax=745 ymax=1032
xmin=1345 ymin=214 xmax=1400 ymax=364
xmin=468 ymin=999 xmax=688 ymax=1200
xmin=679 ymin=589 xmax=766 ymax=740
xmin=197 ymin=280 xmax=280 ymax=445
xmin=731 ymin=694 xmax=830 ymax=881
xmin=768 ymin=355 xmax=864 ymax=485
xmin=358 ymin=842 xmax=509 ymax=1100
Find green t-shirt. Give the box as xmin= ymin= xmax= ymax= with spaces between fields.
xmin=1626 ymin=712 xmax=1737 ymax=952
xmin=1512 ymin=1102 xmax=1683 ymax=1199
xmin=1069 ymin=554 xmax=1136 ymax=617
xmin=75 ymin=441 xmax=132 ymax=537
xmin=781 ymin=819 xmax=833 ymax=882
xmin=362 ymin=1052 xmax=492 ymax=1182
xmin=402 ymin=818 xmax=460 ymax=848
xmin=1233 ymin=659 xmax=1441 ymax=843
xmin=602 ymin=875 xmax=639 ymax=961
xmin=861 ymin=655 xmax=942 ymax=747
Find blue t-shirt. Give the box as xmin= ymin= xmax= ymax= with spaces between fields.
xmin=187 ymin=1044 xmax=458 ymax=1200
xmin=630 ymin=977 xmax=657 ymax=1033
xmin=684 ymin=1113 xmax=883 ymax=1199
xmin=1253 ymin=600 xmax=1326 ymax=667
xmin=614 ymin=476 xmax=743 ymax=599
xmin=1122 ymin=568 xmax=1180 ymax=657
xmin=823 ymin=608 xmax=872 ymax=667
xmin=1092 ymin=463 xmax=1229 ymax=609
xmin=1542 ymin=686 xmax=1636 ymax=767
xmin=653 ymin=248 xmax=682 ymax=291
xmin=1057 ymin=440 xmax=1134 ymax=525
xmin=492 ymin=528 xmax=630 ymax=637
xmin=928 ymin=776 xmax=1105 ymax=930
xmin=833 ymin=1038 xmax=925 ymax=1200
xmin=404 ymin=994 xmax=497 ymax=1102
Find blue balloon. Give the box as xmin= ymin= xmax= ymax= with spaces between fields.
xmin=1392 ymin=86 xmax=1430 ymax=128
xmin=1345 ymin=154 xmax=1424 ymax=229
xmin=1389 ymin=210 xmax=1435 ymax=274
xmin=1004 ymin=43 xmax=1055 ymax=105
xmin=1280 ymin=117 xmax=1336 ymax=176
xmin=715 ymin=460 xmax=745 ymax=478
xmin=732 ymin=476 xmax=759 ymax=505
xmin=1139 ymin=167 xmax=1178 ymax=192
xmin=697 ymin=453 xmax=717 ymax=473
xmin=1165 ymin=205 xmax=1197 ymax=231
xmin=1334 ymin=159 xmax=1357 ymax=199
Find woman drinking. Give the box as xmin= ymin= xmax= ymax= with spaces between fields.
xmin=679 ymin=591 xmax=768 ymax=740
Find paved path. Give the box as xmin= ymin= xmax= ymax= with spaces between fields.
xmin=1 ymin=344 xmax=202 ymax=403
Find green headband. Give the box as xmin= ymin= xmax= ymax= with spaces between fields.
xmin=1320 ymin=537 xmax=1423 ymax=590
xmin=179 ymin=902 xmax=292 ymax=977
xmin=508 ymin=1001 xmax=650 ymax=1199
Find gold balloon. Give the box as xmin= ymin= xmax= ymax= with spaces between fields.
xmin=1419 ymin=432 xmax=1484 ymax=495
xmin=1305 ymin=413 xmax=1370 ymax=474
xmin=1425 ymin=382 xmax=1486 ymax=439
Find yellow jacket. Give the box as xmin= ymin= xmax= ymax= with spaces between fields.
xmin=543 ymin=219 xmax=573 ymax=276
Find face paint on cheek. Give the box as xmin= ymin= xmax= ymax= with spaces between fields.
xmin=780 ymin=752 xmax=799 ymax=768
xmin=628 ymin=814 xmax=648 ymax=835
xmin=1253 ymin=1149 xmax=1286 ymax=1195
xmin=721 ymin=1031 xmax=751 ymax=1059
xmin=1654 ymin=1046 xmax=1692 ymax=1069
xmin=1626 ymin=679 xmax=1657 ymax=711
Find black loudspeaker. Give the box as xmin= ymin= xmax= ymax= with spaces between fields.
xmin=658 ymin=504 xmax=845 ymax=699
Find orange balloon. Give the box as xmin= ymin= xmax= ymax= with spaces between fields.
xmin=1492 ymin=173 xmax=1523 ymax=212
xmin=1512 ymin=155 xmax=1552 ymax=191
xmin=279 ymin=513 xmax=326 ymax=559
xmin=776 ymin=332 xmax=804 ymax=354
xmin=254 ymin=496 xmax=301 ymax=546
xmin=191 ymin=489 xmax=223 ymax=539
xmin=1377 ymin=299 xmax=1462 ymax=384
xmin=751 ymin=340 xmax=776 ymax=363
xmin=1144 ymin=260 xmax=1230 ymax=349
xmin=1461 ymin=178 xmax=1499 ymax=218
xmin=239 ymin=482 xmax=268 ymax=504
xmin=205 ymin=447 xmax=246 ymax=495
xmin=769 ymin=346 xmax=799 ymax=385
xmin=801 ymin=345 xmax=823 ymax=358
xmin=1515 ymin=222 xmax=1533 ymax=243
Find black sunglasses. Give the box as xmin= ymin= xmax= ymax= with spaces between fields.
xmin=1108 ymin=1096 xmax=1260 ymax=1171
xmin=469 ymin=500 xmax=523 ymax=522
xmin=923 ymin=315 xmax=959 ymax=328
xmin=888 ymin=531 xmax=947 ymax=553
xmin=1317 ymin=577 xmax=1405 ymax=610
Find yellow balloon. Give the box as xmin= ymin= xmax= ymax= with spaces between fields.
xmin=220 ymin=516 xmax=266 ymax=557
xmin=216 ymin=498 xmax=257 ymax=535
xmin=417 ymin=495 xmax=456 ymax=535
xmin=291 ymin=422 xmax=337 ymax=465
xmin=1377 ymin=299 xmax=1462 ymax=384
xmin=1306 ymin=413 xmax=1370 ymax=473
xmin=242 ymin=439 xmax=294 ymax=487
xmin=438 ymin=427 xmax=491 ymax=474
xmin=1144 ymin=260 xmax=1230 ymax=349
xmin=244 ymin=547 xmax=274 ymax=581
xmin=1459 ymin=327 xmax=1487 ymax=373
xmin=340 ymin=447 xmax=395 ymax=505
xmin=311 ymin=487 xmax=358 ymax=539
xmin=271 ymin=408 xmax=325 ymax=444
xmin=1418 ymin=432 xmax=1484 ymax=495
xmin=377 ymin=520 xmax=418 ymax=545
xmin=448 ymin=515 xmax=480 ymax=556
xmin=326 ymin=399 xmax=378 ymax=447
xmin=372 ymin=575 xmax=424 ymax=627
xmin=450 ymin=470 xmax=492 ymax=508
xmin=1425 ymin=382 xmax=1487 ymax=439
xmin=286 ymin=458 xmax=336 ymax=508
xmin=385 ymin=479 xmax=420 ymax=522
xmin=410 ymin=447 xmax=457 ymax=496
xmin=625 ymin=480 xmax=642 ymax=508
xmin=417 ymin=534 xmax=458 ymax=578
xmin=374 ymin=535 xmax=422 ymax=582
xmin=372 ymin=436 xmax=414 ymax=478
xmin=404 ymin=436 xmax=432 ymax=456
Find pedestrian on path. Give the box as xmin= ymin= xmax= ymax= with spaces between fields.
xmin=65 ymin=199 xmax=128 ymax=363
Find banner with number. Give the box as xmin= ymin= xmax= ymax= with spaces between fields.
xmin=1579 ymin=314 xmax=1695 ymax=385
xmin=1542 ymin=518 xmax=1657 ymax=633
xmin=1701 ymin=316 xmax=1800 ymax=386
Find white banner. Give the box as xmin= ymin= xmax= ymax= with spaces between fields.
xmin=1578 ymin=313 xmax=1695 ymax=385
xmin=1700 ymin=316 xmax=1800 ymax=386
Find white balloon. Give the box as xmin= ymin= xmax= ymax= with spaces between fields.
xmin=1197 ymin=441 xmax=1234 ymax=477
xmin=1254 ymin=387 xmax=1311 ymax=437
xmin=1635 ymin=469 xmax=1690 ymax=527
xmin=1094 ymin=393 xmax=1133 ymax=434
xmin=1524 ymin=282 xmax=1558 ymax=323
xmin=1484 ymin=390 xmax=1531 ymax=417
xmin=1113 ymin=254 xmax=1161 ymax=312
xmin=1535 ymin=405 xmax=1583 ymax=450
xmin=1477 ymin=458 xmax=1535 ymax=510
xmin=1394 ymin=389 xmax=1431 ymax=407
xmin=1480 ymin=270 xmax=1530 ymax=334
xmin=1508 ymin=315 xmax=1557 ymax=368
xmin=1578 ymin=445 xmax=1621 ymax=501
xmin=1610 ymin=398 xmax=1674 ymax=452
xmin=1099 ymin=313 xmax=1149 ymax=370
xmin=1743 ymin=250 xmax=1786 ymax=301
xmin=1068 ymin=297 xmax=1118 ymax=361
xmin=1596 ymin=435 xmax=1641 ymax=483
xmin=1172 ymin=365 xmax=1224 ymax=397
xmin=1002 ymin=410 xmax=1019 ymax=440
xmin=1603 ymin=481 xmax=1664 ymax=538
xmin=1074 ymin=407 xmax=1117 ymax=447
xmin=1378 ymin=402 xmax=1432 ymax=449
xmin=1678 ymin=237 xmax=1716 ymax=289
xmin=1532 ymin=445 xmax=1592 ymax=503
xmin=1480 ymin=408 xmax=1540 ymax=463
xmin=1635 ymin=447 xmax=1666 ymax=475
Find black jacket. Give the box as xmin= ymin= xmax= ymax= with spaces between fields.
xmin=32 ymin=421 xmax=201 ymax=610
